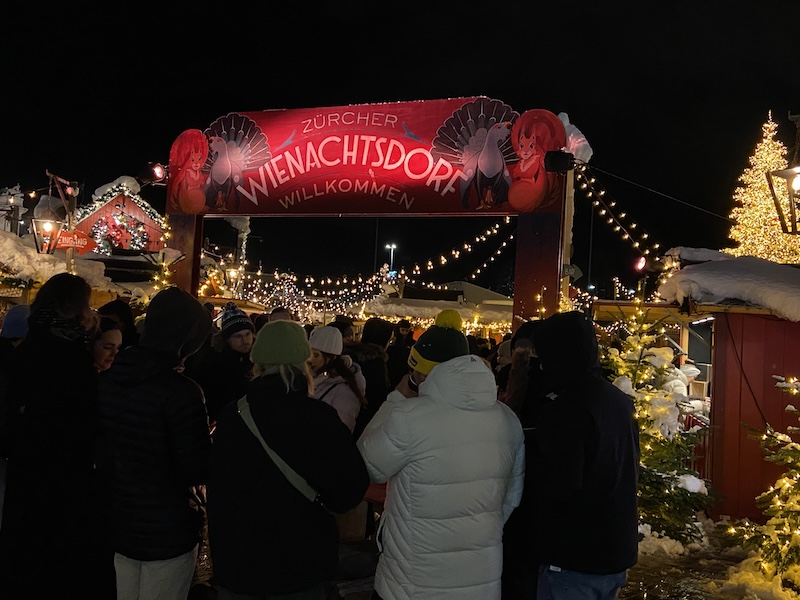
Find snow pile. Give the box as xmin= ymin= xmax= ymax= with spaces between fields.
xmin=92 ymin=175 xmax=140 ymax=199
xmin=638 ymin=524 xmax=691 ymax=556
xmin=0 ymin=230 xmax=116 ymax=290
xmin=720 ymin=558 xmax=800 ymax=599
xmin=658 ymin=249 xmax=800 ymax=323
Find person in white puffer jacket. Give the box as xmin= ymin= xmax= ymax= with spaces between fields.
xmin=357 ymin=309 xmax=525 ymax=600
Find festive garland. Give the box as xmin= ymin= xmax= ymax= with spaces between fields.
xmin=76 ymin=183 xmax=166 ymax=255
xmin=89 ymin=214 xmax=150 ymax=256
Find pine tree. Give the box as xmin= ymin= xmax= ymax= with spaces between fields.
xmin=726 ymin=113 xmax=800 ymax=263
xmin=600 ymin=297 xmax=717 ymax=544
xmin=727 ymin=376 xmax=800 ymax=579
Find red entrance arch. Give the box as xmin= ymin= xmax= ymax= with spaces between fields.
xmin=165 ymin=97 xmax=573 ymax=325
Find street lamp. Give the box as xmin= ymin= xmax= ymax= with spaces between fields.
xmin=44 ymin=171 xmax=79 ymax=273
xmin=767 ymin=113 xmax=800 ymax=235
xmin=31 ymin=219 xmax=65 ymax=254
xmin=385 ymin=243 xmax=397 ymax=271
xmin=767 ymin=166 xmax=800 ymax=235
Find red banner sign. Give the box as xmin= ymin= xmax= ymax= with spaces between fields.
xmin=56 ymin=230 xmax=98 ymax=255
xmin=165 ymin=97 xmax=567 ymax=217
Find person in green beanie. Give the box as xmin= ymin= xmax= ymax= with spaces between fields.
xmin=357 ymin=309 xmax=525 ymax=600
xmin=206 ymin=320 xmax=369 ymax=600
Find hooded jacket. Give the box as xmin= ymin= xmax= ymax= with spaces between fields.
xmin=97 ymin=287 xmax=213 ymax=561
xmin=358 ymin=354 xmax=525 ymax=600
xmin=532 ymin=311 xmax=640 ymax=575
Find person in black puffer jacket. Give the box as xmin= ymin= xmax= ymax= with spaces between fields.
xmin=532 ymin=311 xmax=640 ymax=600
xmin=97 ymin=287 xmax=213 ymax=599
xmin=0 ymin=274 xmax=116 ymax=600
xmin=207 ymin=320 xmax=369 ymax=598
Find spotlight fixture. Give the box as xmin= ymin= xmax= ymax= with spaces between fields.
xmin=138 ymin=162 xmax=169 ymax=186
xmin=544 ymin=150 xmax=575 ymax=173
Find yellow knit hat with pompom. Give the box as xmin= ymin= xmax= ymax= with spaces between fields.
xmin=434 ymin=308 xmax=463 ymax=329
xmin=408 ymin=309 xmax=469 ymax=375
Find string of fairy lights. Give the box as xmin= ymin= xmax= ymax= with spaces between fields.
xmin=186 ymin=182 xmax=670 ymax=325
xmin=397 ymin=217 xmax=515 ymax=288
xmin=5 ymin=165 xmax=676 ymax=325
xmin=193 ymin=217 xmax=519 ymax=321
xmin=575 ymin=164 xmax=661 ymax=260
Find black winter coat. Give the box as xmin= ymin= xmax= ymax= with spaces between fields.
xmin=207 ymin=373 xmax=369 ymax=595
xmin=0 ymin=326 xmax=115 ymax=599
xmin=98 ymin=345 xmax=211 ymax=561
xmin=533 ymin=311 xmax=640 ymax=575
xmin=344 ymin=342 xmax=389 ymax=438
xmin=184 ymin=341 xmax=252 ymax=423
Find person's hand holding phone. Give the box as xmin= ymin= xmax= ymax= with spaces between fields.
xmin=396 ymin=372 xmax=420 ymax=398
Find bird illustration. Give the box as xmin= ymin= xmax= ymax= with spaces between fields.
xmin=402 ymin=122 xmax=423 ymax=142
xmin=204 ymin=113 xmax=272 ymax=212
xmin=275 ymin=129 xmax=296 ymax=150
xmin=431 ymin=98 xmax=519 ymax=209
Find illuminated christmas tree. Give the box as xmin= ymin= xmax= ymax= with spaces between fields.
xmin=600 ymin=297 xmax=716 ymax=544
xmin=726 ymin=113 xmax=800 ymax=263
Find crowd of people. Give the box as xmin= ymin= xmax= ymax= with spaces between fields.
xmin=0 ymin=272 xmax=640 ymax=600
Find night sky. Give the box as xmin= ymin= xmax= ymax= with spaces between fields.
xmin=4 ymin=4 xmax=800 ymax=294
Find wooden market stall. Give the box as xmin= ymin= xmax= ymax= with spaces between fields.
xmin=593 ymin=299 xmax=800 ymax=523
xmin=363 ymin=281 xmax=513 ymax=340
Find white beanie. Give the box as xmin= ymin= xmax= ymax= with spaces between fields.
xmin=309 ymin=326 xmax=343 ymax=356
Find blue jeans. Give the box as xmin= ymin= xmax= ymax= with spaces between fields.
xmin=215 ymin=583 xmax=327 ymax=600
xmin=537 ymin=565 xmax=627 ymax=600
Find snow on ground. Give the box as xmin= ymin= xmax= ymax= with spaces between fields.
xmin=658 ymin=247 xmax=800 ymax=323
xmin=719 ymin=559 xmax=800 ymax=600
xmin=638 ymin=517 xmax=800 ymax=598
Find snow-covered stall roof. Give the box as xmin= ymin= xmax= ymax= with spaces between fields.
xmin=0 ymin=230 xmax=172 ymax=305
xmin=364 ymin=281 xmax=512 ymax=323
xmin=0 ymin=230 xmax=114 ymax=289
xmin=657 ymin=247 xmax=800 ymax=323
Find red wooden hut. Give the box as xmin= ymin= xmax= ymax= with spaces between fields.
xmin=709 ymin=309 xmax=800 ymax=522
xmin=75 ymin=184 xmax=167 ymax=256
xmin=594 ymin=299 xmax=800 ymax=524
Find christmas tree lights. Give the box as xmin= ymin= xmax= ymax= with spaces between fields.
xmin=727 ymin=375 xmax=800 ymax=582
xmin=600 ymin=296 xmax=716 ymax=544
xmin=725 ymin=113 xmax=800 ymax=263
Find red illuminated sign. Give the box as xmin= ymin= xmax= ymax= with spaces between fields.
xmin=166 ymin=97 xmax=566 ymax=217
xmin=56 ymin=230 xmax=98 ymax=255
